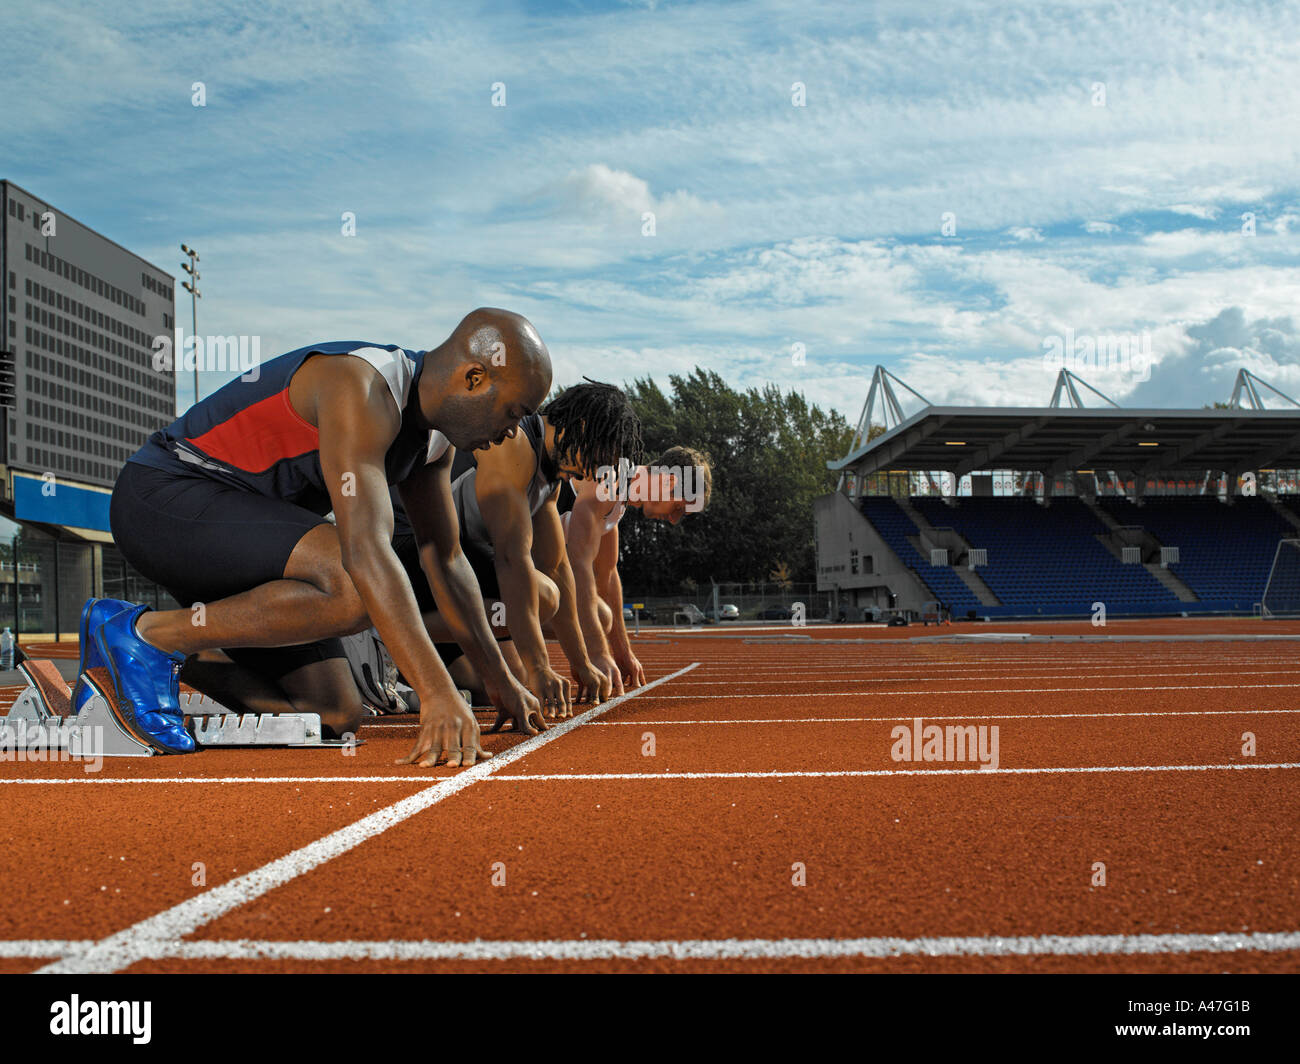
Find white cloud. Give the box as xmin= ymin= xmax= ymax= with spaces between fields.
xmin=5 ymin=0 xmax=1300 ymax=421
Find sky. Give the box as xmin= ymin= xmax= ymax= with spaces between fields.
xmin=3 ymin=0 xmax=1298 ymax=426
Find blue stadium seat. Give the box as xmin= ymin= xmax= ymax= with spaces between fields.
xmin=854 ymin=495 xmax=1290 ymax=617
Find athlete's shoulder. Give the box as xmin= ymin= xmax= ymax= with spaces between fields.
xmin=566 ymin=477 xmax=621 ymax=533
xmin=476 ymin=431 xmax=537 ymax=490
xmin=296 ymin=342 xmax=421 ymax=412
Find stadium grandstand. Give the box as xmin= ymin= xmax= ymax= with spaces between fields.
xmin=816 ymin=366 xmax=1300 ymax=621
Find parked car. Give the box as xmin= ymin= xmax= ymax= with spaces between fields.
xmin=720 ymin=603 xmax=740 ymax=620
xmin=622 ymin=605 xmax=657 ymax=623
xmin=757 ymin=604 xmax=792 ymax=620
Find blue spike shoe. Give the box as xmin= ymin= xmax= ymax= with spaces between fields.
xmin=73 ymin=598 xmax=133 ymax=714
xmin=91 ymin=603 xmax=195 ymax=755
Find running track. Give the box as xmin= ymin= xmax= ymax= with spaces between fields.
xmin=1 ymin=619 xmax=1297 ymax=973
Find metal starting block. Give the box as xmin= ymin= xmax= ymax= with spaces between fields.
xmin=0 ymin=660 xmax=354 ymax=757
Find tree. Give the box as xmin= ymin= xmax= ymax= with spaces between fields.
xmin=618 ymin=369 xmax=851 ymax=590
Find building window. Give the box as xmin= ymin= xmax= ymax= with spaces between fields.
xmin=850 ymin=549 xmax=860 ymax=575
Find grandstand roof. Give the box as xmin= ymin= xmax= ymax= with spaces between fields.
xmin=828 ymin=407 xmax=1300 ymax=477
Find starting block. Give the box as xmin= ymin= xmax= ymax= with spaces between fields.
xmin=1 ymin=659 xmax=355 ymax=757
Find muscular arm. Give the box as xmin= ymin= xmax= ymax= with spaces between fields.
xmin=597 ymin=522 xmax=645 ymax=689
xmin=563 ymin=489 xmax=613 ymax=661
xmin=302 ymin=358 xmax=474 ymax=758
xmin=474 ymin=436 xmax=553 ymax=679
xmin=397 ymin=453 xmax=520 ymax=702
xmin=531 ymin=497 xmax=594 ymax=675
xmin=598 ymin=521 xmax=633 ymax=653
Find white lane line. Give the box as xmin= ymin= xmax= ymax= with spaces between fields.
xmin=0 ymin=776 xmax=467 ymax=785
xmin=489 ymin=762 xmax=1300 ymax=781
xmin=654 ymin=652 xmax=1300 ymax=662
xmin=668 ymin=668 xmax=1300 ymax=685
xmin=646 ymin=683 xmax=1300 ymax=698
xmin=35 ymin=662 xmax=700 ymax=975
xmin=629 ymin=654 xmax=1300 ymax=666
xmin=0 ymin=940 xmax=94 ymax=958
xmin=17 ymin=930 xmax=1292 ymax=963
xmin=372 ymin=697 xmax=1265 ymax=726
xmin=589 ymin=708 xmax=1300 ymax=725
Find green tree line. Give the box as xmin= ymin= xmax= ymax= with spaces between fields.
xmin=616 ymin=368 xmax=851 ymax=593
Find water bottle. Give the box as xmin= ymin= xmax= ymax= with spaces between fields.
xmin=0 ymin=627 xmax=14 ymax=670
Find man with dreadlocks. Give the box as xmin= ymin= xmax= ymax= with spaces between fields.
xmin=390 ymin=379 xmax=644 ymax=725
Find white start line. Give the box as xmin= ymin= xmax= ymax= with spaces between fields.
xmin=4 ymin=929 xmax=1298 ymax=963
xmin=3 ymin=760 xmax=1297 ymax=786
xmin=32 ymin=662 xmax=701 ymax=974
xmin=666 ymin=667 xmax=1300 ymax=685
xmin=646 ymin=682 xmax=1300 ymax=698
xmin=584 ymin=707 xmax=1300 ymax=725
xmin=486 ymin=762 xmax=1300 ymax=782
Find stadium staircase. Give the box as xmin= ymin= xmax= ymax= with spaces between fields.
xmin=1100 ymin=497 xmax=1285 ymax=609
xmin=897 ymin=498 xmax=1000 ymax=607
xmin=1079 ymin=497 xmax=1198 ymax=603
xmin=857 ymin=498 xmax=988 ymax=615
xmin=909 ymin=497 xmax=1181 ymax=617
xmin=857 ymin=494 xmax=1300 ymax=618
xmin=1099 ymin=496 xmax=1295 ymax=612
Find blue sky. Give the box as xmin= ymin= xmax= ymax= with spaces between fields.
xmin=3 ymin=0 xmax=1298 ymax=421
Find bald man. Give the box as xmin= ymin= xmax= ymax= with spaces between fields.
xmin=91 ymin=309 xmax=549 ymax=767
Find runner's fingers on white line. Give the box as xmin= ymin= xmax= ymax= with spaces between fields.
xmin=465 ymin=719 xmax=491 ymax=763
xmin=427 ymin=726 xmax=460 ymax=768
xmin=453 ymin=726 xmax=488 ymax=768
xmin=545 ymin=673 xmax=566 ymax=717
xmin=535 ymin=672 xmax=557 ymax=714
xmin=396 ymin=726 xmax=442 ymax=767
xmin=490 ymin=706 xmax=539 ymax=735
xmin=598 ymin=658 xmax=622 ymax=698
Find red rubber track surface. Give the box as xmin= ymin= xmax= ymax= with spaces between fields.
xmin=2 ymin=621 xmax=1298 ymax=973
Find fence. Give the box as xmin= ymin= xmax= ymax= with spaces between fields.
xmin=621 ymin=582 xmax=835 ymax=624
xmin=0 ymin=530 xmax=179 ymax=638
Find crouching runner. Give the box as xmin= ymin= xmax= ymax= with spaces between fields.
xmin=94 ymin=309 xmax=547 ymax=765
xmin=559 ymin=446 xmax=712 ymax=695
xmin=391 ymin=380 xmax=644 ymax=726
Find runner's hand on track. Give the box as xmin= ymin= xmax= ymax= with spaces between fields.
xmin=486 ymin=679 xmax=546 ymax=736
xmin=613 ymin=648 xmax=646 ymax=690
xmin=396 ymin=691 xmax=491 ymax=768
xmin=524 ymin=665 xmax=572 ymax=721
xmin=564 ymin=658 xmax=608 ymax=707
xmin=588 ymin=651 xmax=625 ymax=698
xmin=571 ymin=660 xmax=610 ymax=708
